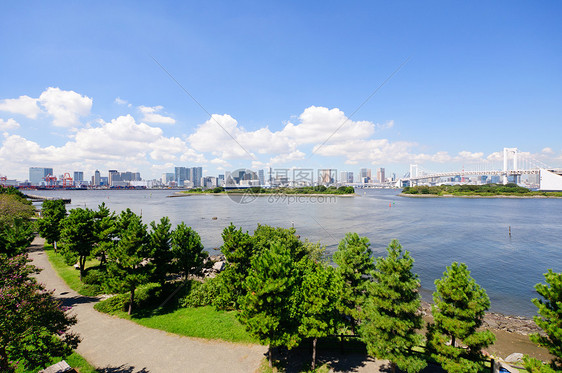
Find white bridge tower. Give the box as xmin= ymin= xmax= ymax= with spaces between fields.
xmin=503 ymin=147 xmax=519 ymax=185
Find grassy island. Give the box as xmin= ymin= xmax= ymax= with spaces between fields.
xmin=401 ymin=183 xmax=562 ymax=197
xmin=182 ymin=185 xmax=355 ymax=195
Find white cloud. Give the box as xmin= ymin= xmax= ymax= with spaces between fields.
xmin=0 ymin=114 xmax=204 ymax=179
xmin=0 ymin=95 xmax=41 ymax=119
xmin=139 ymin=105 xmax=176 ymax=124
xmin=542 ymin=147 xmax=554 ymax=154
xmin=0 ymin=118 xmax=20 ymax=130
xmin=115 ymin=97 xmax=131 ymax=107
xmin=269 ymin=150 xmax=306 ymax=165
xmin=39 ymin=87 xmax=93 ymax=127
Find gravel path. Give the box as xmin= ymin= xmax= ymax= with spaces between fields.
xmin=28 ymin=237 xmax=267 ymax=373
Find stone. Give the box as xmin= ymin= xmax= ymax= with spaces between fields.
xmin=505 ymin=353 xmax=524 ymax=363
xmin=212 ymin=261 xmax=225 ymax=272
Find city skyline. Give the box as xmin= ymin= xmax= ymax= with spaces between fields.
xmin=1 ymin=2 xmax=561 ymax=181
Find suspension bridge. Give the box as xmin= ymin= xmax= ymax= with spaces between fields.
xmin=401 ymin=148 xmax=562 ymax=190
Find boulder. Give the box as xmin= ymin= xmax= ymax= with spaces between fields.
xmin=505 ymin=353 xmax=524 ymax=363
xmin=213 ymin=261 xmax=225 ymax=272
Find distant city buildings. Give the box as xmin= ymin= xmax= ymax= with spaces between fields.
xmin=29 ymin=167 xmax=53 ymax=185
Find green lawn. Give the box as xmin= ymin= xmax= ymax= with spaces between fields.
xmin=16 ymin=351 xmax=97 ymax=373
xmin=43 ymin=243 xmax=102 ymax=296
xmin=112 ymin=305 xmax=258 ymax=344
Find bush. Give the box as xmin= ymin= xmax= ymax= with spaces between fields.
xmin=94 ymin=293 xmax=128 ymax=313
xmin=63 ymin=251 xmax=78 ymax=266
xmin=181 ymin=278 xmax=220 ymax=308
xmin=80 ymin=284 xmax=103 ymax=296
xmin=82 ymin=269 xmax=105 ymax=285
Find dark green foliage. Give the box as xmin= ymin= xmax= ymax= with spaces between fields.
xmin=170 ymin=222 xmax=208 ymax=281
xmin=239 ymin=241 xmax=300 ymax=368
xmin=106 ymin=209 xmax=152 ymax=315
xmin=361 ymin=240 xmax=426 ymax=373
xmin=294 ymin=259 xmax=343 ymax=370
xmin=82 ymin=269 xmax=105 ymax=285
xmin=253 ymin=224 xmax=306 ymax=261
xmin=181 ymin=278 xmax=221 ymax=308
xmin=524 ymin=270 xmax=562 ymax=372
xmin=91 ymin=203 xmax=116 ymax=267
xmin=401 ymin=183 xmax=557 ymax=196
xmin=0 ymin=254 xmax=79 ymax=372
xmin=0 ymin=218 xmax=35 ymax=256
xmin=216 ymin=224 xmax=256 ymax=309
xmin=94 ymin=293 xmax=128 ymax=313
xmin=523 ymin=355 xmax=558 ymax=373
xmin=333 ymin=232 xmax=374 ymax=332
xmin=217 ymin=224 xmax=306 ymax=310
xmin=37 ymin=199 xmax=66 ymax=248
xmin=426 ymin=262 xmax=495 ymax=373
xmin=59 ymin=208 xmax=96 ymax=280
xmin=212 ymin=187 xmax=224 ymax=193
xmin=150 ymin=217 xmax=172 ymax=284
xmin=0 ymin=185 xmax=27 ymax=199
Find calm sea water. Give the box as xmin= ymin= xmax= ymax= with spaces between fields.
xmin=29 ymin=189 xmax=562 ymax=317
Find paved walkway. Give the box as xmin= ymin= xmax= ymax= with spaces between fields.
xmin=28 ymin=237 xmax=268 ymax=373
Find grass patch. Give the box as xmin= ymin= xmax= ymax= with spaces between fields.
xmin=15 ymin=351 xmax=97 ymax=373
xmin=97 ymin=295 xmax=257 ymax=344
xmin=43 ymin=243 xmax=104 ymax=296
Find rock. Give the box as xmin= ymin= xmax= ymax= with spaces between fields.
xmin=212 ymin=261 xmax=225 ymax=272
xmin=505 ymin=353 xmax=524 ymax=363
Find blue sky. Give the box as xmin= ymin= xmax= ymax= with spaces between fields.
xmin=0 ymin=1 xmax=561 ymax=181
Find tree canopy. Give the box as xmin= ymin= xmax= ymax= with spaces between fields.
xmin=524 ymin=269 xmax=562 ymax=372
xmin=427 ymin=262 xmax=495 ymax=373
xmin=361 ymin=239 xmax=426 ymax=373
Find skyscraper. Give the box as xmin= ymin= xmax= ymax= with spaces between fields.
xmin=175 ymin=167 xmax=189 ymax=186
xmin=93 ymin=170 xmax=101 ymax=186
xmin=73 ymin=171 xmax=84 ymax=182
xmin=377 ymin=168 xmax=385 ymax=183
xmin=191 ymin=167 xmax=202 ymax=187
xmin=29 ymin=167 xmax=53 ymax=185
xmin=359 ymin=168 xmax=371 ymax=182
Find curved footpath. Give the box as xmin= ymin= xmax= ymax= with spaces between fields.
xmin=28 ymin=237 xmax=268 ymax=373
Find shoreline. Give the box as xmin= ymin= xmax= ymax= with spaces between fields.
xmin=400 ymin=193 xmax=562 ymax=199
xmin=169 ymin=191 xmax=356 ymax=198
xmin=420 ymin=301 xmax=540 ymax=336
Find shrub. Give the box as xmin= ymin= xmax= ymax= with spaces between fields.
xmin=94 ymin=293 xmax=128 ymax=313
xmin=80 ymin=284 xmax=103 ymax=296
xmin=181 ymin=278 xmax=220 ymax=308
xmin=82 ymin=269 xmax=105 ymax=285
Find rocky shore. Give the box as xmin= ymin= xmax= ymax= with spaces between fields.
xmin=420 ymin=301 xmax=540 ymax=336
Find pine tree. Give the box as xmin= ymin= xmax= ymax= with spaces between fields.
xmin=91 ymin=202 xmax=116 ymax=267
xmin=59 ymin=208 xmax=96 ymax=280
xmin=107 ymin=209 xmax=151 ymax=315
xmin=333 ymin=232 xmax=374 ymax=333
xmin=239 ymin=241 xmax=299 ymax=368
xmin=295 ymin=259 xmax=343 ymax=370
xmin=216 ymin=224 xmax=255 ymax=309
xmin=361 ymin=239 xmax=426 ymax=373
xmin=524 ymin=269 xmax=562 ymax=372
xmin=37 ymin=199 xmax=66 ymax=252
xmin=150 ymin=217 xmax=172 ymax=284
xmin=427 ymin=262 xmax=495 ymax=373
xmin=170 ymin=222 xmax=207 ymax=281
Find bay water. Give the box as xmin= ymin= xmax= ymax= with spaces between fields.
xmin=29 ymin=189 xmax=562 ymax=317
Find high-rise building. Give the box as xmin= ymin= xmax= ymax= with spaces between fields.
xmin=258 ymin=169 xmax=265 ymax=186
xmin=377 ymin=168 xmax=385 ymax=183
xmin=93 ymin=170 xmax=101 ymax=186
xmin=318 ymin=169 xmax=337 ymax=185
xmin=175 ymin=167 xmax=189 ymax=186
xmin=359 ymin=168 xmax=371 ymax=182
xmin=191 ymin=167 xmax=202 ymax=187
xmin=162 ymin=173 xmax=174 ymax=185
xmin=29 ymin=167 xmax=54 ymax=185
xmin=73 ymin=171 xmax=84 ymax=183
xmin=108 ymin=170 xmax=120 ymax=186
